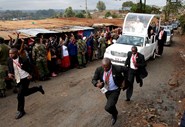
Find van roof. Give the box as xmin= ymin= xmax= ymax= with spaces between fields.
xmin=122 ymin=13 xmax=159 ymax=36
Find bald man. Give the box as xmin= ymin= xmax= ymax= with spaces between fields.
xmin=92 ymin=58 xmax=129 ymax=125
xmin=7 ymin=48 xmax=45 ymax=119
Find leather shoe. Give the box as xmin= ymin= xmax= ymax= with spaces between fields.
xmin=39 ymin=85 xmax=45 ymax=94
xmin=111 ymin=114 xmax=117 ymax=126
xmin=125 ymin=98 xmax=130 ymax=101
xmin=15 ymin=111 xmax=25 ymax=119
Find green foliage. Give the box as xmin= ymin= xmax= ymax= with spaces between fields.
xmin=64 ymin=7 xmax=75 ymax=17
xmin=163 ymin=0 xmax=183 ymax=20
xmin=75 ymin=12 xmax=85 ymax=18
xmin=104 ymin=11 xmax=120 ymax=18
xmin=130 ymin=3 xmax=160 ymax=14
xmin=179 ymin=14 xmax=185 ymax=33
xmin=87 ymin=12 xmax=92 ymax=18
xmin=0 ymin=9 xmax=60 ymax=20
xmin=96 ymin=1 xmax=106 ymax=11
xmin=53 ymin=12 xmax=63 ymax=18
xmin=122 ymin=1 xmax=134 ymax=9
xmin=105 ymin=11 xmax=112 ymax=18
xmin=151 ymin=6 xmax=161 ymax=14
xmin=130 ymin=4 xmax=138 ymax=12
xmin=112 ymin=13 xmax=119 ymax=18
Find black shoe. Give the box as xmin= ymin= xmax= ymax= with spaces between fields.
xmin=139 ymin=80 xmax=143 ymax=87
xmin=0 ymin=93 xmax=3 ymax=98
xmin=111 ymin=114 xmax=117 ymax=126
xmin=77 ymin=66 xmax=83 ymax=69
xmin=0 ymin=91 xmax=6 ymax=98
xmin=125 ymin=98 xmax=130 ymax=101
xmin=38 ymin=85 xmax=45 ymax=94
xmin=15 ymin=111 xmax=25 ymax=119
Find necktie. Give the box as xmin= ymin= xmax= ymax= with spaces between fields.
xmin=104 ymin=69 xmax=112 ymax=87
xmin=13 ymin=60 xmax=21 ymax=83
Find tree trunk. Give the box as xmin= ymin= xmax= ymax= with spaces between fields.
xmin=144 ymin=0 xmax=146 ymax=13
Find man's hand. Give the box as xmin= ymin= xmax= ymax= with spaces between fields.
xmin=96 ymin=82 xmax=103 ymax=89
xmin=134 ymin=63 xmax=138 ymax=67
xmin=8 ymin=73 xmax=14 ymax=79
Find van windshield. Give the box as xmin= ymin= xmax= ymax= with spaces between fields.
xmin=123 ymin=13 xmax=154 ymax=35
xmin=116 ymin=35 xmax=144 ymax=46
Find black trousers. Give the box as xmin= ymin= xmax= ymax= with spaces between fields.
xmin=105 ymin=88 xmax=120 ymax=116
xmin=158 ymin=40 xmax=164 ymax=55
xmin=126 ymin=68 xmax=142 ymax=100
xmin=17 ymin=78 xmax=39 ymax=112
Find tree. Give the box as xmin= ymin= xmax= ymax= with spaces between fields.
xmin=75 ymin=12 xmax=85 ymax=18
xmin=64 ymin=7 xmax=75 ymax=17
xmin=105 ymin=11 xmax=112 ymax=18
xmin=179 ymin=14 xmax=185 ymax=33
xmin=163 ymin=0 xmax=183 ymax=21
xmin=122 ymin=1 xmax=134 ymax=10
xmin=96 ymin=1 xmax=106 ymax=11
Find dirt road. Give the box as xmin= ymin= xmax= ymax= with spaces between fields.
xmin=1 ymin=32 xmax=185 ymax=127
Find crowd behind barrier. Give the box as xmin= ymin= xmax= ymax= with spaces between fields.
xmin=0 ymin=27 xmax=122 ymax=97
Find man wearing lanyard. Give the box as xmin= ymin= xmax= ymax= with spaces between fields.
xmin=7 ymin=48 xmax=45 ymax=119
xmin=92 ymin=58 xmax=129 ymax=125
xmin=125 ymin=46 xmax=148 ymax=101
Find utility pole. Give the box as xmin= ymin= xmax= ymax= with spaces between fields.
xmin=85 ymin=0 xmax=88 ymax=18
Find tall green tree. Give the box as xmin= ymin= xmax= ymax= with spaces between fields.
xmin=64 ymin=7 xmax=75 ymax=17
xmin=75 ymin=12 xmax=85 ymax=18
xmin=122 ymin=1 xmax=134 ymax=8
xmin=96 ymin=1 xmax=106 ymax=11
xmin=163 ymin=0 xmax=183 ymax=21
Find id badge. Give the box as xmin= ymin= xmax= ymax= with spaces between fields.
xmin=100 ymin=87 xmax=108 ymax=94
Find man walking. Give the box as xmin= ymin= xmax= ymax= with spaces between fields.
xmin=92 ymin=58 xmax=128 ymax=125
xmin=157 ymin=27 xmax=167 ymax=56
xmin=8 ymin=48 xmax=45 ymax=119
xmin=125 ymin=46 xmax=148 ymax=101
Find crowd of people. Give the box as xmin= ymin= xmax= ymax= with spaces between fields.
xmin=0 ymin=24 xmax=169 ymax=122
xmin=0 ymin=27 xmax=122 ymax=98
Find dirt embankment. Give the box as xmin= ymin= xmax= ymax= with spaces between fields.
xmin=0 ymin=18 xmax=123 ymax=31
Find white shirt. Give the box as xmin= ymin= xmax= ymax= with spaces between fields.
xmin=103 ymin=67 xmax=118 ymax=91
xmin=130 ymin=54 xmax=138 ymax=70
xmin=159 ymin=30 xmax=164 ymax=40
xmin=62 ymin=45 xmax=69 ymax=57
xmin=13 ymin=57 xmax=29 ymax=82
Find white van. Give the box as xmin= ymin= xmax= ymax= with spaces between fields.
xmin=104 ymin=13 xmax=160 ymax=66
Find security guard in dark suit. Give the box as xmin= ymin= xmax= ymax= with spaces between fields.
xmin=92 ymin=58 xmax=129 ymax=125
xmin=8 ymin=48 xmax=45 ymax=119
xmin=125 ymin=46 xmax=148 ymax=101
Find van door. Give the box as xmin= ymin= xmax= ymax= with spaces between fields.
xmin=144 ymin=37 xmax=153 ymax=60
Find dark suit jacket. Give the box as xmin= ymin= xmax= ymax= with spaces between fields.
xmin=157 ymin=30 xmax=167 ymax=45
xmin=7 ymin=57 xmax=32 ymax=75
xmin=92 ymin=65 xmax=129 ymax=90
xmin=125 ymin=51 xmax=148 ymax=79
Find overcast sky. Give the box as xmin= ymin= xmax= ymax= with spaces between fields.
xmin=0 ymin=0 xmax=167 ymax=10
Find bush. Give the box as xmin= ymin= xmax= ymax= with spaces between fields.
xmin=179 ymin=14 xmax=185 ymax=33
